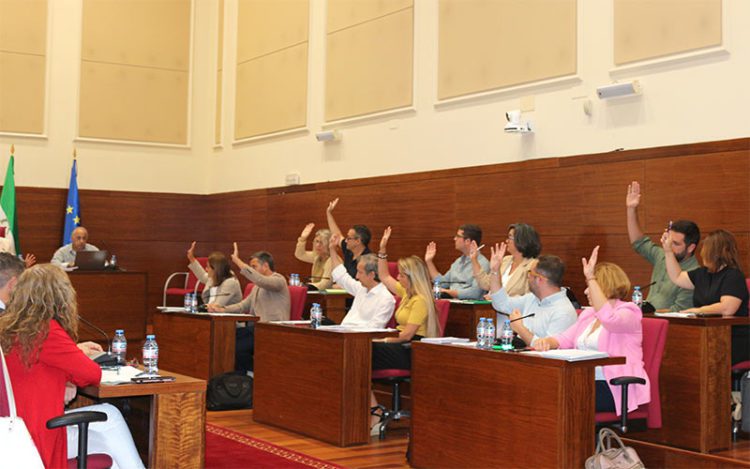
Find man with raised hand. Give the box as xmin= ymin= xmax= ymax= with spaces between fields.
xmin=626 ymin=181 xmax=700 ymax=311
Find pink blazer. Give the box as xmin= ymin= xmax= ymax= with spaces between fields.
xmin=554 ymin=300 xmax=650 ymax=416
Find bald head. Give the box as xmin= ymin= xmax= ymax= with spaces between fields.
xmin=71 ymin=227 xmax=89 ymax=252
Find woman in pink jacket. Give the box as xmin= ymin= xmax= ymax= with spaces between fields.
xmin=536 ymin=246 xmax=649 ymax=416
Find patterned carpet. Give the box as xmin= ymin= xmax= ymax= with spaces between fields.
xmin=205 ymin=423 xmax=343 ymax=469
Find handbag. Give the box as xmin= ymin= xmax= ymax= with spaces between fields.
xmin=206 ymin=372 xmax=253 ymax=411
xmin=0 ymin=346 xmax=44 ymax=469
xmin=585 ymin=427 xmax=644 ymax=469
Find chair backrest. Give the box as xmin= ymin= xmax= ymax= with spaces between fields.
xmin=288 ymin=285 xmax=308 ymax=320
xmin=243 ymin=283 xmax=255 ymax=298
xmin=186 ymin=257 xmax=208 ymax=291
xmin=387 ymin=261 xmax=399 ymax=279
xmin=435 ymin=299 xmax=450 ymax=337
xmin=640 ymin=317 xmax=669 ymax=428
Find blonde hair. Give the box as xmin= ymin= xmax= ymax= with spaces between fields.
xmin=595 ymin=262 xmax=631 ymax=301
xmin=397 ymin=256 xmax=439 ymax=338
xmin=314 ymin=229 xmax=331 ymax=257
xmin=0 ymin=264 xmax=79 ymax=366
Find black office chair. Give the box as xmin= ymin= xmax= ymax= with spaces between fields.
xmin=47 ymin=411 xmax=113 ymax=469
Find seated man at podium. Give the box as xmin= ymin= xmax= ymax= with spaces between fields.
xmin=51 ymin=226 xmax=99 ymax=267
xmin=208 ymin=245 xmax=290 ymax=373
xmin=329 ymin=234 xmax=395 ymax=328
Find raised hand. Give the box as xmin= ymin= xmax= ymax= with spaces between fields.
xmin=424 ymin=242 xmax=437 ymax=263
xmin=231 ymin=242 xmax=241 ymax=266
xmin=490 ymin=242 xmax=507 ymax=272
xmin=469 ymin=240 xmax=480 ymax=260
xmin=660 ymin=230 xmax=672 ymax=252
xmin=379 ymin=226 xmax=392 ymax=252
xmin=330 ymin=233 xmax=341 ymax=251
xmin=327 ymin=198 xmax=339 ymax=213
xmin=23 ymin=253 xmax=36 ymax=268
xmin=187 ymin=241 xmax=196 ymax=262
xmin=582 ymin=245 xmax=600 ymax=279
xmin=626 ymin=182 xmax=641 ymax=209
xmin=300 ymin=223 xmax=315 ymax=239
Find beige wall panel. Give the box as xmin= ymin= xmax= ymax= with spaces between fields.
xmin=0 ymin=0 xmax=47 ymax=54
xmin=79 ymin=62 xmax=188 ymax=144
xmin=438 ymin=0 xmax=576 ymax=100
xmin=237 ymin=0 xmax=308 ymax=62
xmin=218 ymin=0 xmax=225 ymax=67
xmin=327 ymin=0 xmax=412 ymax=33
xmin=325 ymin=8 xmax=413 ymax=122
xmin=614 ymin=0 xmax=721 ymax=65
xmin=0 ymin=52 xmax=45 ymax=134
xmin=234 ymin=43 xmax=308 ymax=139
xmin=216 ymin=69 xmax=223 ymax=144
xmin=81 ymin=0 xmax=190 ymax=70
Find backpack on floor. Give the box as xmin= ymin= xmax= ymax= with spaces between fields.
xmin=207 ymin=372 xmax=253 ymax=411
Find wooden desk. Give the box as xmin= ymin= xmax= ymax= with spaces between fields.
xmin=70 ymin=271 xmax=148 ymax=346
xmin=152 ymin=312 xmax=258 ymax=380
xmin=79 ymin=370 xmax=206 ymax=468
xmin=630 ymin=315 xmax=750 ymax=453
xmin=443 ymin=300 xmax=496 ymax=338
xmin=253 ymin=323 xmax=396 ymax=446
xmin=305 ymin=290 xmax=351 ymax=324
xmin=410 ymin=343 xmax=624 ymax=468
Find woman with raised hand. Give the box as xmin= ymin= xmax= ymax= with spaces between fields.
xmin=187 ymin=241 xmax=242 ymax=308
xmin=471 ymin=223 xmax=541 ymax=296
xmin=0 ymin=264 xmax=143 ymax=468
xmin=662 ymin=229 xmax=749 ymax=364
xmin=294 ymin=223 xmax=333 ymax=290
xmin=369 ymin=226 xmax=439 ymax=434
xmin=535 ymin=247 xmax=649 ymax=416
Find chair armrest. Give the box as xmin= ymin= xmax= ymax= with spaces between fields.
xmin=609 ymin=376 xmax=646 ymax=386
xmin=47 ymin=411 xmax=107 ymax=430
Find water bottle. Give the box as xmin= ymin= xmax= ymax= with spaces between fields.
xmin=500 ymin=320 xmax=514 ymax=351
xmin=632 ymin=286 xmax=643 ymax=308
xmin=190 ymin=293 xmax=198 ymax=313
xmin=183 ymin=293 xmax=191 ymax=311
xmin=310 ymin=303 xmax=322 ymax=329
xmin=112 ymin=329 xmax=127 ymax=365
xmin=294 ymin=274 xmax=301 ymax=286
xmin=110 ymin=255 xmax=117 ymax=269
xmin=142 ymin=334 xmax=159 ymax=375
xmin=476 ymin=318 xmax=486 ymax=348
xmin=433 ymin=280 xmax=441 ymax=301
xmin=485 ymin=318 xmax=496 ymax=350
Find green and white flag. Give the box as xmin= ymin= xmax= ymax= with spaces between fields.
xmin=0 ymin=151 xmax=19 ymax=254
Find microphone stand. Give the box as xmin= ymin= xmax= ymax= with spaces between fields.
xmin=78 ymin=315 xmax=118 ymax=366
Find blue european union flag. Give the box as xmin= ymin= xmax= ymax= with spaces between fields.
xmin=63 ymin=160 xmax=80 ymax=245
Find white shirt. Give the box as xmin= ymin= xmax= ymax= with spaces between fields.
xmin=332 ymin=264 xmax=395 ymax=328
xmin=490 ymin=287 xmax=578 ymax=346
xmin=577 ymin=320 xmax=605 ymax=380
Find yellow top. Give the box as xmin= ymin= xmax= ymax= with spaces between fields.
xmin=393 ymin=282 xmax=428 ymax=337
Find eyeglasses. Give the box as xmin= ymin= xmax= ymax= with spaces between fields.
xmin=528 ymin=269 xmax=547 ymax=281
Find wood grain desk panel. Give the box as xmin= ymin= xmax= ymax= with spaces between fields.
xmin=152 ymin=312 xmax=258 ymax=380
xmin=631 ymin=315 xmax=750 ymax=453
xmin=79 ymin=370 xmax=206 ymax=468
xmin=70 ymin=271 xmax=148 ymax=346
xmin=410 ymin=343 xmax=625 ymax=469
xmin=443 ymin=301 xmax=496 ymax=339
xmin=253 ymin=323 xmax=396 ymax=446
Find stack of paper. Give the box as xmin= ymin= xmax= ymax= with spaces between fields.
xmin=524 ymin=349 xmax=609 ymax=361
xmin=420 ymin=337 xmax=471 ymax=344
xmin=271 ymin=320 xmax=311 ymax=325
xmin=100 ymin=365 xmax=142 ymax=385
xmin=156 ymin=306 xmax=187 ymax=313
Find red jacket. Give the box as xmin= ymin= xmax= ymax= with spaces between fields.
xmin=6 ymin=320 xmax=101 ymax=468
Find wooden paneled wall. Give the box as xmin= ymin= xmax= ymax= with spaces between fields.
xmin=12 ymin=138 xmax=750 ymax=320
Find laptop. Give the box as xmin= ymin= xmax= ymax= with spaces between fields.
xmin=74 ymin=250 xmax=109 ymax=270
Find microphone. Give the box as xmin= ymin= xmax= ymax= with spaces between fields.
xmin=510 ymin=313 xmax=535 ymax=323
xmin=305 ymin=275 xmax=331 ymax=281
xmin=77 ymin=315 xmax=118 ymax=366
